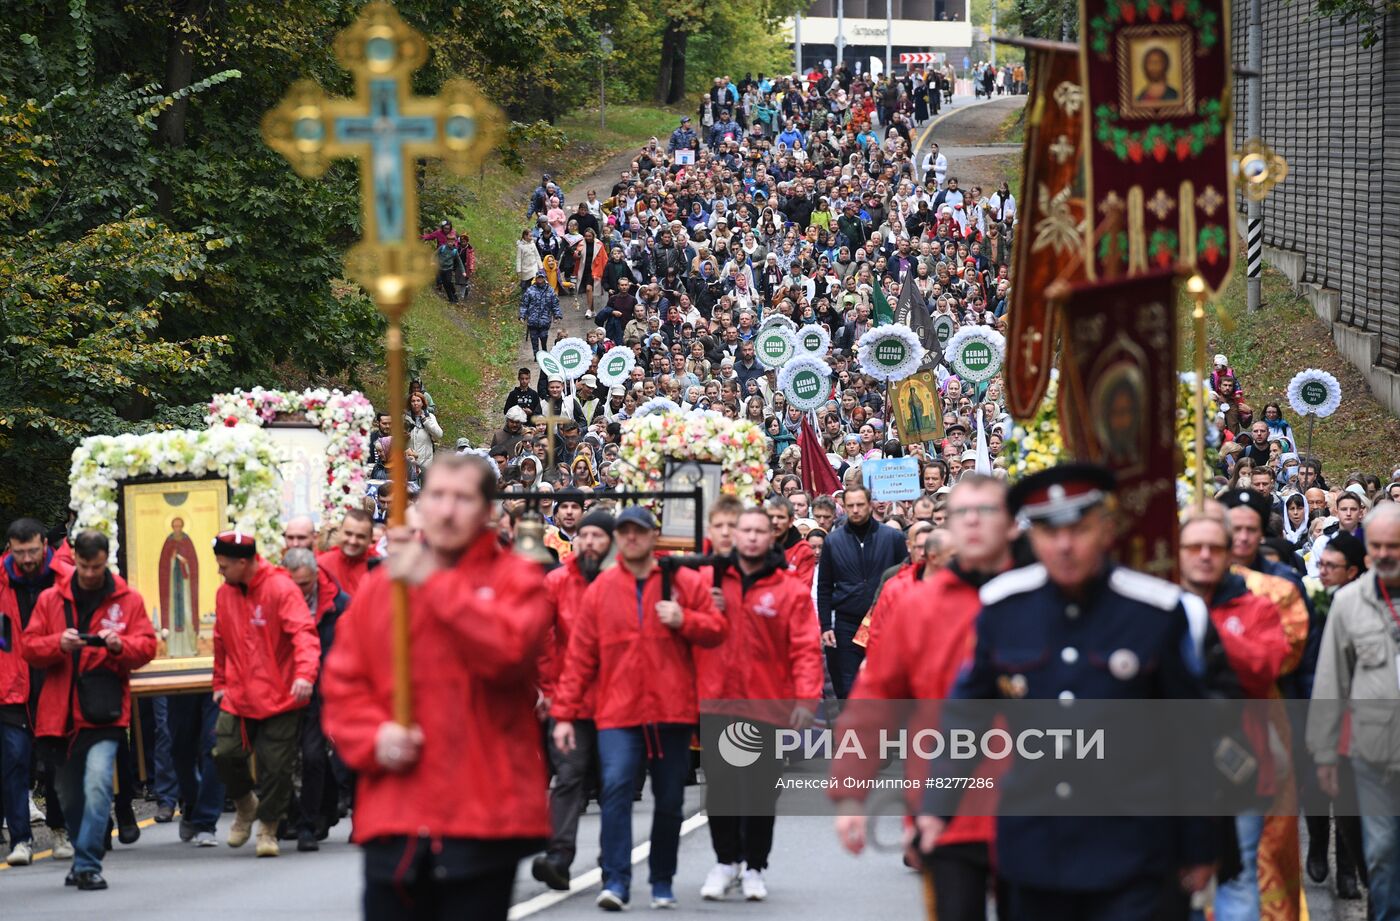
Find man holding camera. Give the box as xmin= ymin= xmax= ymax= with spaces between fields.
xmin=23 ymin=530 xmax=156 ymax=890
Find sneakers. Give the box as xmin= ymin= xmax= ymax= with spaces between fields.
xmin=595 ymin=886 xmax=627 ymax=911
xmin=741 ymin=867 xmax=767 ymax=901
xmin=178 ymin=820 xmax=196 ymax=842
xmin=296 ymin=829 xmax=319 ymax=853
xmin=154 ymin=803 xmax=176 ymax=824
xmin=700 ymin=863 xmax=739 ymax=900
xmin=5 ymin=840 xmax=33 ymax=866
xmin=255 ymin=821 xmax=280 ymax=858
xmin=532 ymin=854 xmax=571 ymax=891
xmin=227 ymin=793 xmax=258 ymax=848
xmin=28 ymin=794 xmax=45 ymax=826
xmin=50 ymin=829 xmax=74 ymax=860
xmin=193 ymin=831 xmax=219 ymax=848
xmin=650 ymin=881 xmax=677 ymax=910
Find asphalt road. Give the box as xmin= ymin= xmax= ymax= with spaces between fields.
xmin=1 ymin=785 xmax=1369 ymax=920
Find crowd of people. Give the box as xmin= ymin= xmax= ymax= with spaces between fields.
xmin=1 ymin=61 xmax=1399 ymax=921
xmin=507 ymin=64 xmax=1017 ymax=500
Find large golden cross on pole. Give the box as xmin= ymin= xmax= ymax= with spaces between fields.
xmin=262 ymin=2 xmax=502 ymax=726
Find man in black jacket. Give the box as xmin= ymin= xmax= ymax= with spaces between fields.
xmin=816 ymin=486 xmax=909 ymax=698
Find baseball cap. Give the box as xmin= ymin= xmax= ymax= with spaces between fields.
xmin=580 ymin=374 xmax=598 ymax=387
xmin=615 ymin=506 xmax=659 ymax=531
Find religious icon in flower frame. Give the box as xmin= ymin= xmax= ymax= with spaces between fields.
xmin=119 ymin=476 xmax=228 ymax=686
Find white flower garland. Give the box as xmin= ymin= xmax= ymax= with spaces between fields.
xmin=793 ymin=323 xmax=831 ymax=357
xmin=1286 ymin=369 xmax=1342 ymax=418
xmin=777 ymin=355 xmax=833 ymax=412
xmin=755 ymin=325 xmax=797 ymax=369
xmin=206 ymin=387 xmax=375 ymax=523
xmin=944 ymin=326 xmax=1006 ymax=384
xmin=550 ymin=337 xmax=593 ymax=381
xmin=617 ymin=413 xmax=769 ymax=506
xmin=70 ymin=427 xmax=287 ymax=565
xmin=596 ymin=345 xmax=636 ymax=388
xmin=857 ymin=324 xmax=925 ymax=381
xmin=634 ymin=397 xmax=682 ymax=418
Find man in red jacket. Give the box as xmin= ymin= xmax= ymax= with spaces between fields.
xmin=552 ymin=506 xmax=726 ymax=911
xmin=210 ymin=532 xmax=319 ymax=858
xmin=323 ymin=453 xmax=552 ymax=921
xmin=532 ymin=508 xmax=615 ymax=891
xmin=699 ymin=506 xmax=824 ymax=903
xmin=317 ymin=508 xmax=377 ymax=597
xmin=2 ymin=517 xmax=75 ymax=861
xmin=766 ymin=495 xmax=815 ymax=587
xmin=833 ymin=474 xmax=1016 ymax=921
xmin=23 ymin=530 xmax=156 ymax=890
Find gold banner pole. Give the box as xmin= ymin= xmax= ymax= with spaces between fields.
xmin=1186 ymin=274 xmax=1209 ymax=509
xmin=384 ymin=317 xmax=412 ymax=725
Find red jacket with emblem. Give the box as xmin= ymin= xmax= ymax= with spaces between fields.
xmin=317 ymin=547 xmax=377 ymax=597
xmin=551 ymin=561 xmax=726 ymax=729
xmin=697 ymin=553 xmax=823 ymax=709
xmin=538 ymin=556 xmax=597 ymax=715
xmin=837 ymin=564 xmax=1000 ymax=847
xmin=22 ymin=572 xmax=156 ymax=737
xmin=321 ymin=535 xmax=551 ymax=842
xmin=213 ymin=559 xmax=320 ymax=720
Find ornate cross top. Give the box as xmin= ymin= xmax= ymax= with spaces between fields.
xmin=262 ymin=2 xmax=500 ymax=311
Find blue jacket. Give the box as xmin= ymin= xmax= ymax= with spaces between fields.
xmin=668 ymin=126 xmax=697 ymax=151
xmin=928 ymin=564 xmax=1213 ymax=892
xmin=815 ymin=519 xmax=908 ymax=627
xmin=519 ymin=282 xmax=562 ymax=328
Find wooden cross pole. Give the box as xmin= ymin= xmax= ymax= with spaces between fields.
xmin=533 ymin=410 xmax=573 ymax=473
xmin=262 ymin=2 xmax=502 ymax=727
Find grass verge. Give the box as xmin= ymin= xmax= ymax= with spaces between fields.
xmin=361 ymin=103 xmax=678 ymax=442
xmin=1178 ymin=262 xmax=1400 ymax=478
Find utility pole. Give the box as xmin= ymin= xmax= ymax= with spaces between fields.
xmin=836 ymin=0 xmax=846 ymax=67
xmin=1246 ymin=0 xmax=1262 ymax=311
xmin=886 ymin=0 xmax=893 ymax=79
xmin=599 ymin=32 xmax=613 ymax=130
xmin=795 ymin=13 xmax=803 ymax=75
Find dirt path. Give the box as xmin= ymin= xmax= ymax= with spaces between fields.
xmin=510 ymin=149 xmax=641 ymax=371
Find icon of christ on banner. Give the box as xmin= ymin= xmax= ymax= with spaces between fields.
xmin=158 ymin=516 xmax=200 ymax=658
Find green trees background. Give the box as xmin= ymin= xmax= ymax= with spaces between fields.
xmin=0 ymin=0 xmax=797 ymax=525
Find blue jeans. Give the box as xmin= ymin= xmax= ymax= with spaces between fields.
xmin=1214 ymin=813 xmax=1263 ymax=921
xmin=1354 ymin=759 xmax=1400 ymax=921
xmin=169 ymin=694 xmax=224 ymax=832
xmin=0 ymin=723 xmax=32 ymax=844
xmin=56 ymin=738 xmax=118 ymax=874
xmin=149 ymin=696 xmax=178 ymax=807
xmin=596 ymin=724 xmax=692 ymax=899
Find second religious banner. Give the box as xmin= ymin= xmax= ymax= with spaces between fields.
xmin=1058 ymin=270 xmax=1180 ymax=580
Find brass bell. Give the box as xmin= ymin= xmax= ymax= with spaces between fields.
xmin=512 ymin=511 xmax=555 ymax=566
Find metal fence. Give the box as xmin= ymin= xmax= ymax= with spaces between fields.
xmin=1231 ymin=4 xmax=1400 ymax=368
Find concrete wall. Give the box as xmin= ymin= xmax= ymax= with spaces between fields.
xmin=1232 ymin=3 xmax=1400 ymax=414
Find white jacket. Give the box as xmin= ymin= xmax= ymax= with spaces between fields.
xmin=516 ymin=240 xmax=543 ymax=281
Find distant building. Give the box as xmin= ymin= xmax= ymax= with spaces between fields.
xmin=789 ymin=0 xmax=973 ymax=75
